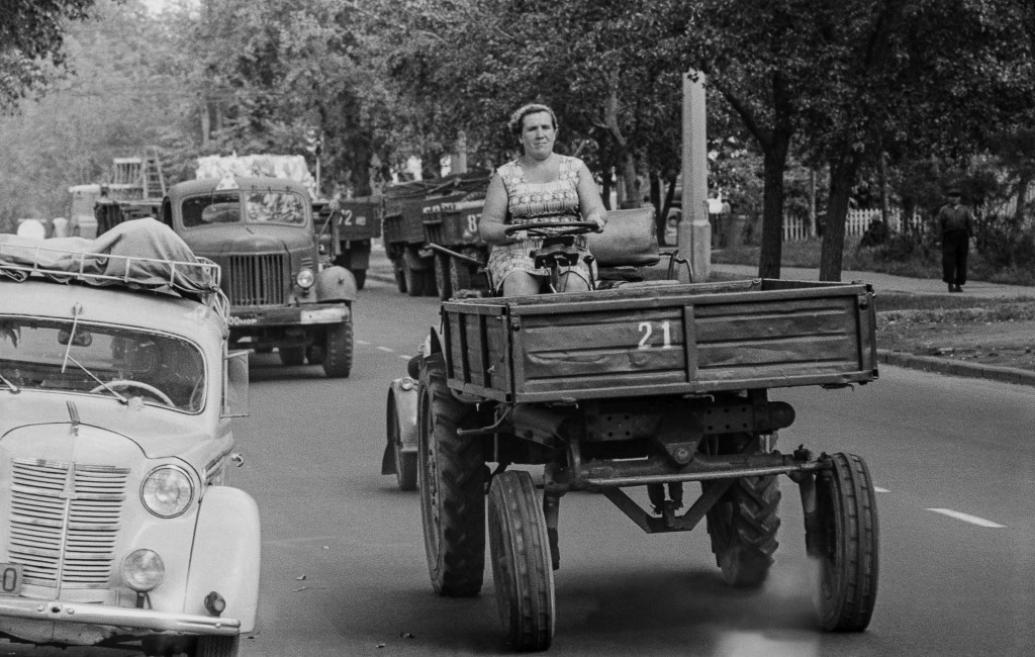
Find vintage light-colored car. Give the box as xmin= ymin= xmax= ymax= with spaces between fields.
xmin=0 ymin=219 xmax=258 ymax=657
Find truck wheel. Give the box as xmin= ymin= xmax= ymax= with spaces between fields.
xmin=323 ymin=317 xmax=353 ymax=378
xmin=812 ymin=452 xmax=879 ymax=632
xmin=488 ymin=470 xmax=555 ymax=652
xmin=434 ymin=253 xmax=452 ymax=300
xmin=418 ymin=353 xmax=485 ymax=596
xmin=387 ymin=392 xmax=417 ymax=491
xmin=705 ymin=474 xmax=781 ymax=588
xmin=394 ymin=261 xmax=408 ymax=294
xmin=404 ymin=265 xmax=423 ymax=297
xmin=278 ymin=346 xmax=305 ymax=366
xmin=351 ymin=269 xmax=367 ymax=290
xmin=449 ymin=257 xmax=475 ymax=293
xmin=422 ymin=268 xmax=439 ymax=297
xmin=192 ymin=635 xmax=239 ymax=657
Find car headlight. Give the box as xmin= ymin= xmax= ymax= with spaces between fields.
xmin=296 ymin=268 xmax=315 ymax=289
xmin=141 ymin=465 xmax=195 ymax=518
xmin=121 ymin=549 xmax=165 ymax=591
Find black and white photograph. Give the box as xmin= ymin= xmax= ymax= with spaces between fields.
xmin=1 ymin=1 xmax=1034 ymax=655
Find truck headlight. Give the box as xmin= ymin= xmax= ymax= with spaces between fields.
xmin=141 ymin=465 xmax=195 ymax=518
xmin=296 ymin=268 xmax=315 ymax=289
xmin=122 ymin=549 xmax=165 ymax=591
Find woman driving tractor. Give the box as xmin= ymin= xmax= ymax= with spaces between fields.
xmin=478 ymin=103 xmax=607 ymax=296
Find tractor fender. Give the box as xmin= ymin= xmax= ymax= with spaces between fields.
xmin=316 ymin=264 xmax=357 ymax=303
xmin=382 ymin=378 xmax=420 ymax=475
xmin=184 ymin=487 xmax=261 ymax=634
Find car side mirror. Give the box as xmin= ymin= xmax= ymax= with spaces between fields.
xmin=222 ymin=349 xmax=250 ymax=418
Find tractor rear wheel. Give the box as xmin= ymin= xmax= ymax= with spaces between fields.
xmin=418 ymin=353 xmax=485 ymax=596
xmin=705 ymin=474 xmax=781 ymax=588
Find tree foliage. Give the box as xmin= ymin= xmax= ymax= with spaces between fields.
xmin=2 ymin=0 xmax=1034 ymax=284
xmin=0 ymin=0 xmax=101 ymax=110
xmin=0 ymin=0 xmax=186 ymax=228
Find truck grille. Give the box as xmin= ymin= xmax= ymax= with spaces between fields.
xmin=8 ymin=459 xmax=128 ymax=589
xmin=225 ymin=254 xmax=287 ymax=306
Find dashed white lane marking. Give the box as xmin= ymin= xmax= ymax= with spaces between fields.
xmin=399 ymin=354 xmax=411 ymax=360
xmin=357 ymin=339 xmax=370 ymax=345
xmin=376 ymin=346 xmax=394 ymax=353
xmin=927 ymin=508 xmax=1005 ymax=528
xmin=874 ymin=486 xmax=890 ymax=493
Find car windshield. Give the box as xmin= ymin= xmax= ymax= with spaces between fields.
xmin=181 ymin=190 xmax=307 ymax=227
xmin=0 ymin=316 xmax=205 ymax=412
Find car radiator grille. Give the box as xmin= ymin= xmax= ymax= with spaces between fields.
xmin=8 ymin=459 xmax=128 ymax=589
xmin=225 ymin=254 xmax=287 ymax=306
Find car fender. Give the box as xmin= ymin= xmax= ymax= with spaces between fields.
xmin=315 ymin=264 xmax=357 ymax=303
xmin=382 ymin=379 xmax=419 ymax=475
xmin=184 ymin=487 xmax=261 ymax=634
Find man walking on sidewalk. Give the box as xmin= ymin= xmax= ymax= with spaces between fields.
xmin=937 ymin=188 xmax=974 ymax=293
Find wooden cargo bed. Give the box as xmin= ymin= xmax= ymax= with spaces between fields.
xmin=441 ymin=279 xmax=878 ymax=403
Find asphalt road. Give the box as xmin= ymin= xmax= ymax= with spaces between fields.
xmin=33 ymin=275 xmax=1028 ymax=657
xmin=218 ymin=276 xmax=1035 ymax=657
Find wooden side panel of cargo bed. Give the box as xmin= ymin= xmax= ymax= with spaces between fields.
xmin=445 ymin=306 xmax=510 ymax=398
xmin=512 ymin=295 xmax=867 ymax=398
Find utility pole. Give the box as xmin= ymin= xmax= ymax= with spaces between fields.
xmin=678 ymin=71 xmax=710 ymax=282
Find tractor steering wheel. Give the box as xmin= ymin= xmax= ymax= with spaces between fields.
xmin=503 ymin=220 xmax=602 ymax=239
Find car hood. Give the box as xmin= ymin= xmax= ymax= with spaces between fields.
xmin=0 ymin=392 xmax=215 ymax=460
xmin=178 ymin=224 xmax=312 ymax=255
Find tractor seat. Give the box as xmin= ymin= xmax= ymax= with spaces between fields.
xmin=587 ymin=207 xmax=660 ymax=268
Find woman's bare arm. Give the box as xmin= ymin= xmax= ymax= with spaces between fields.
xmin=479 ymin=174 xmax=519 ymax=245
xmin=576 ymin=161 xmax=607 ymax=230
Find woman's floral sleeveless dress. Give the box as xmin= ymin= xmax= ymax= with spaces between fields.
xmin=485 ymin=154 xmax=593 ymax=292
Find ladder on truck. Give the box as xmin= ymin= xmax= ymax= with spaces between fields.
xmin=109 ymin=147 xmax=166 ymax=199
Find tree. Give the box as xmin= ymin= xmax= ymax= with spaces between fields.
xmin=0 ymin=0 xmax=101 ymax=111
xmin=795 ymin=0 xmax=1035 ymax=280
xmin=0 ymin=0 xmax=189 ymax=226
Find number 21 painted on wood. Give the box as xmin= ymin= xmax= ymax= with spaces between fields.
xmin=637 ymin=321 xmax=673 ymax=349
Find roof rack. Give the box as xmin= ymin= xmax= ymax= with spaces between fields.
xmin=0 ymin=240 xmax=225 ymax=308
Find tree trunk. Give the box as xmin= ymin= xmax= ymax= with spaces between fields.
xmin=808 ymin=168 xmax=817 ymax=238
xmin=619 ymin=151 xmax=639 ymax=208
xmin=758 ymin=136 xmax=790 ymax=278
xmin=820 ymin=152 xmax=860 ymax=281
xmin=1014 ymin=172 xmax=1032 ymax=225
xmin=879 ymin=152 xmax=889 ymax=227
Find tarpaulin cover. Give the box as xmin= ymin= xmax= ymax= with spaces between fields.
xmin=0 ymin=218 xmax=219 ymax=298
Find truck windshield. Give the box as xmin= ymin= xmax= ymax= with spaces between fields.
xmin=0 ymin=316 xmax=205 ymax=412
xmin=245 ymin=191 xmax=306 ymax=225
xmin=183 ymin=193 xmax=241 ymax=227
xmin=182 ymin=191 xmax=307 ymax=227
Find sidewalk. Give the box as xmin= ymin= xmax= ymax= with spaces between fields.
xmin=709 ymin=262 xmax=1035 ymax=299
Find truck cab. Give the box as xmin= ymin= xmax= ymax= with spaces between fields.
xmin=161 ymin=175 xmax=357 ymax=377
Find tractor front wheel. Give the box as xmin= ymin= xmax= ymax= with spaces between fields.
xmin=488 ymin=470 xmax=555 ymax=652
xmin=810 ymin=452 xmax=879 ymax=632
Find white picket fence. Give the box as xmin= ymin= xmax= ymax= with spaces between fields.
xmin=782 ymin=208 xmax=919 ymax=242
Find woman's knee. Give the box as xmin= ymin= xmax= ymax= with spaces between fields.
xmin=501 ymin=271 xmax=541 ymax=296
xmin=559 ymin=272 xmax=591 ymax=292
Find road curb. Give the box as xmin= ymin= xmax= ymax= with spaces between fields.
xmin=877 ymin=349 xmax=1035 ymax=387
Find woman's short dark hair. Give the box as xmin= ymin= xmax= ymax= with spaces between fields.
xmin=509 ymin=103 xmax=558 ymax=137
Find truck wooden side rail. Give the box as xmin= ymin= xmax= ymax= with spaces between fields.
xmin=441 ymin=278 xmax=877 ymax=403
